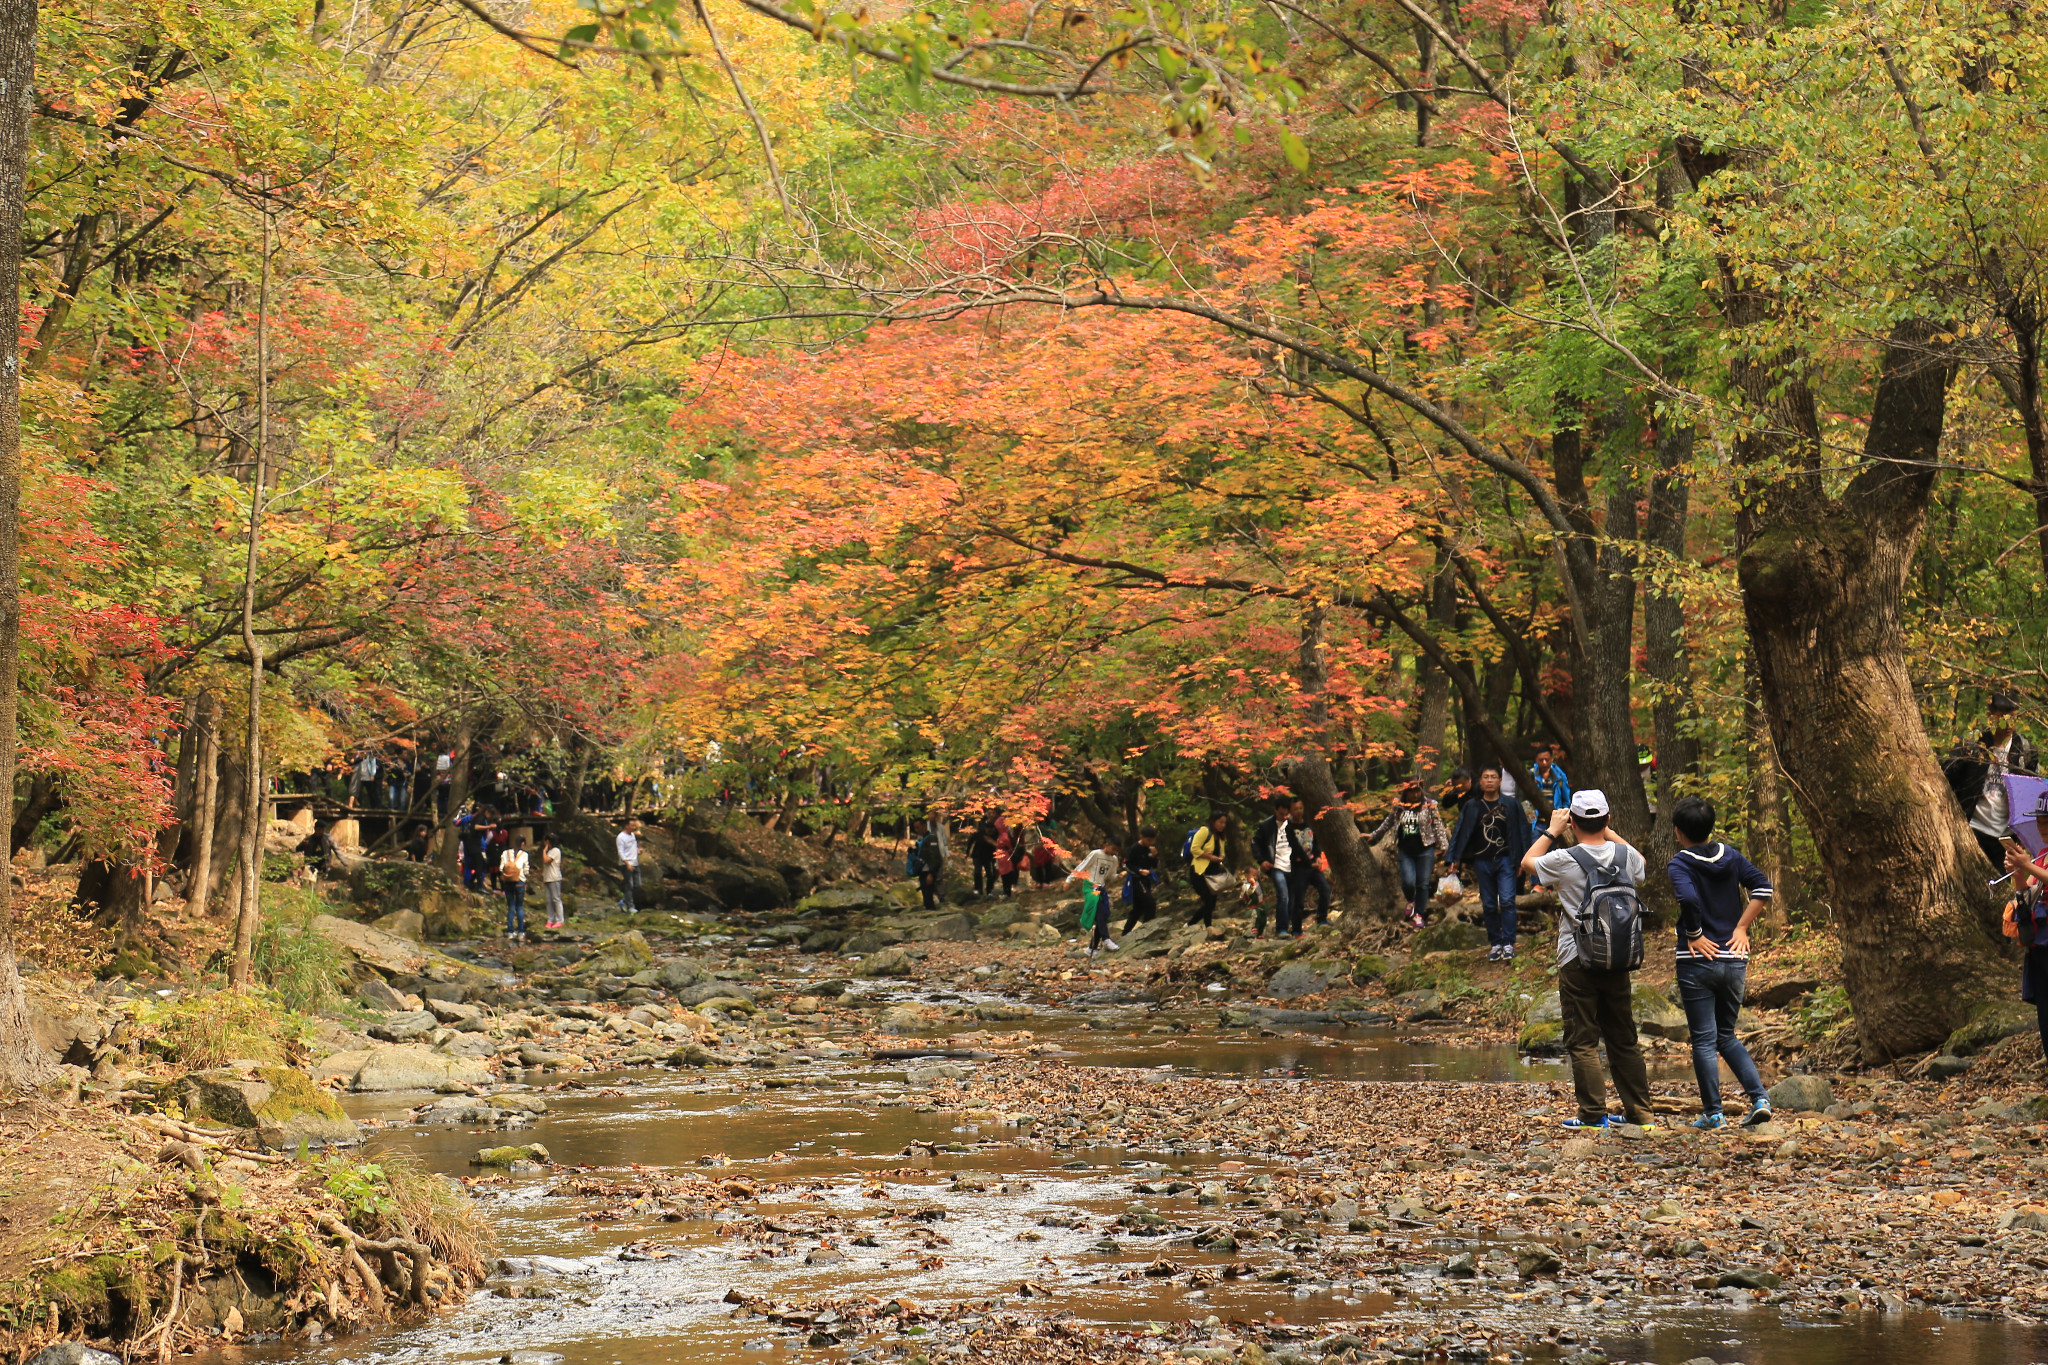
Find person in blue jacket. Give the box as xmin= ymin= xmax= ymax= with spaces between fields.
xmin=1667 ymin=795 xmax=1776 ymax=1130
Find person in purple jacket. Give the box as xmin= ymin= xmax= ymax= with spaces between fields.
xmin=1668 ymin=795 xmax=1776 ymax=1130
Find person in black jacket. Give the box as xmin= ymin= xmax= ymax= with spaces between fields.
xmin=1667 ymin=795 xmax=1775 ymax=1130
xmin=1122 ymin=827 xmax=1160 ymax=935
xmin=1251 ymin=796 xmax=1307 ymax=938
xmin=1446 ymin=765 xmax=1532 ymax=961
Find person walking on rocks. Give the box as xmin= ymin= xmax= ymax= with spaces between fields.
xmin=1253 ymin=796 xmax=1306 ymax=938
xmin=1122 ymin=826 xmax=1161 ymax=937
xmin=909 ymin=817 xmax=945 ymax=913
xmin=616 ymin=817 xmax=643 ymax=912
xmin=1068 ymin=832 xmax=1124 ymax=954
xmin=538 ymin=833 xmax=566 ymax=930
xmin=1448 ymin=765 xmax=1531 ymax=960
xmin=500 ymin=834 xmax=531 ymax=942
xmin=1370 ymin=780 xmax=1449 ymax=929
xmin=969 ymin=815 xmax=1001 ymax=900
xmin=1521 ymin=789 xmax=1656 ymax=1130
xmin=1290 ymin=798 xmax=1337 ymax=927
xmin=2001 ymin=792 xmax=2048 ymax=1066
xmin=1186 ymin=812 xmax=1230 ymax=928
xmin=1966 ymin=693 xmax=2039 ymax=870
xmin=1667 ymin=795 xmax=1776 ymax=1129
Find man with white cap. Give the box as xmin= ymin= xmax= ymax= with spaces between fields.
xmin=1521 ymin=788 xmax=1657 ymax=1130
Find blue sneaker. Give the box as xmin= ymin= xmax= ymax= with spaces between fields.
xmin=1561 ymin=1116 xmax=1610 ymax=1130
xmin=1740 ymin=1104 xmax=1774 ymax=1128
xmin=1692 ymin=1112 xmax=1726 ymax=1131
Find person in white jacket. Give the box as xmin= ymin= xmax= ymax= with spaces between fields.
xmin=616 ymin=819 xmax=642 ymax=912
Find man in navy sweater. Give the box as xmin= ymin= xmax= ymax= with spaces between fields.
xmin=1667 ymin=795 xmax=1776 ymax=1129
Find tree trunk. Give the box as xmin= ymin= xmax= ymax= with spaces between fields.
xmin=1409 ymin=553 xmax=1455 ymax=783
xmin=0 ymin=0 xmax=50 ymax=1093
xmin=1293 ymin=606 xmax=1395 ymax=914
xmin=1644 ymin=425 xmax=1700 ymax=817
xmin=1742 ymin=649 xmax=1794 ymax=937
xmin=204 ymin=754 xmax=245 ymax=913
xmin=437 ymin=720 xmax=472 ymax=880
xmin=1737 ymin=321 xmax=2001 ymax=1060
xmin=184 ymin=703 xmax=221 ymax=917
xmin=566 ymin=736 xmax=591 ymax=814
xmin=230 ymin=211 xmax=275 ymax=991
xmin=9 ymin=770 xmax=56 ymax=854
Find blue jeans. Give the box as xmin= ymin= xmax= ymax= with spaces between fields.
xmin=619 ymin=862 xmax=640 ymax=911
xmin=1397 ymin=849 xmax=1435 ymax=920
xmin=504 ymin=883 xmax=527 ymax=936
xmin=1261 ymin=868 xmax=1300 ymax=935
xmin=1472 ymin=856 xmax=1519 ymax=946
xmin=1675 ymin=956 xmax=1768 ymax=1115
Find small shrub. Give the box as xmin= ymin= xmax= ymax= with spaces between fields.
xmin=252 ymin=892 xmax=347 ymax=1013
xmin=135 ymin=991 xmax=311 ymax=1068
xmin=1796 ymin=983 xmax=1854 ymax=1043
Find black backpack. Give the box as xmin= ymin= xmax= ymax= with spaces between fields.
xmin=1566 ymin=846 xmax=1644 ymax=971
xmin=1942 ymin=741 xmax=1990 ymax=815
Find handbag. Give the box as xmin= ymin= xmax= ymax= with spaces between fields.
xmin=1203 ymin=869 xmax=1235 ymax=894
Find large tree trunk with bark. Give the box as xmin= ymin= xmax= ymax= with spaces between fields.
xmin=0 ymin=0 xmax=50 ymax=1092
xmin=1644 ymin=425 xmax=1700 ymax=819
xmin=1738 ymin=322 xmax=2002 ymax=1060
xmin=1742 ymin=650 xmax=1795 ymax=937
xmin=1293 ymin=607 xmax=1396 ymax=915
xmin=1409 ymin=554 xmax=1455 ymax=783
xmin=203 ymin=754 xmax=245 ymax=913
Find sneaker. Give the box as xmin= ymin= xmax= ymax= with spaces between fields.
xmin=1501 ymin=944 xmax=1515 ymax=960
xmin=1740 ymin=1105 xmax=1774 ymax=1128
xmin=1561 ymin=1116 xmax=1610 ymax=1130
xmin=1103 ymin=939 xmax=1120 ymax=951
xmin=1692 ymin=1112 xmax=1726 ymax=1130
xmin=1486 ymin=945 xmax=1502 ymax=962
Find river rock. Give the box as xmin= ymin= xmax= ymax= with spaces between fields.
xmin=369 ymin=1010 xmax=439 ymax=1042
xmin=1519 ymin=990 xmax=1565 ymax=1054
xmin=852 ymin=947 xmax=915 ymax=978
xmin=473 ymin=1142 xmax=551 ymax=1166
xmin=313 ymin=914 xmax=428 ymax=978
xmin=1266 ymin=960 xmax=1336 ymax=999
xmin=880 ymin=1003 xmax=945 ymax=1033
xmin=659 ymin=957 xmax=711 ymax=989
xmin=1351 ymin=954 xmax=1391 ymax=983
xmin=352 ymin=1045 xmax=493 ymax=1092
xmin=797 ymin=886 xmax=881 ymax=914
xmin=1631 ymin=983 xmax=1689 ymax=1041
xmin=180 ymin=1065 xmax=359 ymax=1148
xmin=1749 ymin=976 xmax=1824 ymax=1009
xmin=1767 ymin=1073 xmax=1834 ymax=1112
xmin=975 ymin=1001 xmax=1035 ymax=1021
xmin=1397 ymin=989 xmax=1446 ymax=1022
xmin=26 ymin=1346 xmax=122 ymax=1365
xmin=517 ymin=1042 xmax=588 ymax=1070
xmin=915 ymin=912 xmax=979 ymax=942
xmin=356 ymin=978 xmax=409 ymax=1012
xmin=1927 ymin=1054 xmax=1974 ymax=1080
xmin=426 ymin=997 xmax=483 ymax=1024
xmin=673 ymin=981 xmax=759 ymax=1006
xmin=440 ymin=1034 xmax=499 ymax=1059
xmin=1944 ymin=1000 xmax=2039 ymax=1057
xmin=576 ymin=931 xmax=655 ymax=975
xmin=841 ymin=930 xmax=902 ymax=954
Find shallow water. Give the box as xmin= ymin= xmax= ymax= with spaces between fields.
xmin=224 ymin=998 xmax=2048 ymax=1365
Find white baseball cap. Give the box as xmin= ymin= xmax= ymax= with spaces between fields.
xmin=1569 ymin=789 xmax=1610 ymax=819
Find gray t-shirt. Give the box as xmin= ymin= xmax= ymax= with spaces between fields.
xmin=1532 ymin=839 xmax=1646 ymax=967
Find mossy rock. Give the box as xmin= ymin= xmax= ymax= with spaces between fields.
xmin=1351 ymin=955 xmax=1392 ymax=984
xmin=1630 ymin=983 xmax=1689 ymax=1041
xmin=573 ymin=930 xmax=656 ymax=976
xmin=180 ymin=1066 xmax=360 ymax=1150
xmin=1411 ymin=920 xmax=1488 ymax=954
xmin=1518 ymin=1018 xmax=1565 ymax=1054
xmin=1943 ymin=999 xmax=2039 ymax=1057
xmin=694 ymin=995 xmax=757 ymax=1016
xmin=472 ymin=1142 xmax=551 ymax=1166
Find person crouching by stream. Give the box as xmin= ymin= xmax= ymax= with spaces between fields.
xmin=2001 ymin=793 xmax=2048 ymax=1066
xmin=1068 ymin=833 xmax=1124 ymax=955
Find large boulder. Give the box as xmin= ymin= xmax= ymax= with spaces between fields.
xmin=356 ymin=978 xmax=409 ymax=1012
xmin=370 ymin=909 xmax=424 ymax=941
xmin=1944 ymin=1000 xmax=2039 ymax=1057
xmin=698 ymin=860 xmax=792 ymax=911
xmin=180 ymin=1066 xmax=360 ymax=1149
xmin=658 ymin=957 xmax=712 ymax=990
xmin=1266 ymin=960 xmax=1340 ymax=999
xmin=313 ymin=914 xmax=429 ymax=978
xmin=349 ymin=1045 xmax=494 ymax=1092
xmin=23 ymin=980 xmax=105 ymax=1065
xmin=1631 ymin=983 xmax=1690 ymax=1041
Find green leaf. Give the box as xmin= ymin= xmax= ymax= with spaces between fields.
xmin=1278 ymin=127 xmax=1308 ymax=171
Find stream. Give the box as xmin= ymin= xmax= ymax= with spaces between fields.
xmin=225 ymin=988 xmax=2048 ymax=1365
